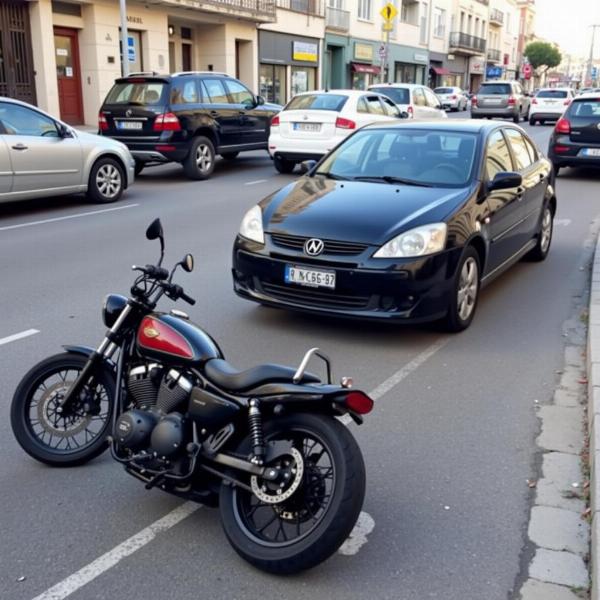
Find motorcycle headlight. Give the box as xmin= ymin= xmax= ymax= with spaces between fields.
xmin=239 ymin=205 xmax=264 ymax=244
xmin=373 ymin=223 xmax=447 ymax=259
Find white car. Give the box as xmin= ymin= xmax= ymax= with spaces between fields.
xmin=433 ymin=86 xmax=468 ymax=112
xmin=367 ymin=83 xmax=448 ymax=120
xmin=268 ymin=89 xmax=405 ymax=173
xmin=529 ymin=87 xmax=576 ymax=125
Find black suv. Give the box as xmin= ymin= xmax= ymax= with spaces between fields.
xmin=98 ymin=72 xmax=281 ymax=179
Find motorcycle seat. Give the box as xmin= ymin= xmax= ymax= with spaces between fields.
xmin=203 ymin=358 xmax=320 ymax=392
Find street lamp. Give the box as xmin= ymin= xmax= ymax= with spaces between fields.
xmin=587 ymin=24 xmax=600 ymax=87
xmin=120 ymin=0 xmax=129 ymax=77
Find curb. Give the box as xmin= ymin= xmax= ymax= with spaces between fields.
xmin=588 ymin=232 xmax=600 ymax=600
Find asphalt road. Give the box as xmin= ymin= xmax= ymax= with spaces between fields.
xmin=1 ymin=115 xmax=599 ymax=600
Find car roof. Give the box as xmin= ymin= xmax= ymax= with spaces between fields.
xmin=291 ymin=89 xmax=388 ymax=98
xmin=537 ymin=87 xmax=572 ymax=91
xmin=573 ymin=93 xmax=600 ymax=100
xmin=361 ymin=118 xmax=513 ymax=134
xmin=368 ymin=83 xmax=424 ymax=90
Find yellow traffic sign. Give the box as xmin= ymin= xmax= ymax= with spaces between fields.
xmin=380 ymin=2 xmax=397 ymax=22
xmin=382 ymin=22 xmax=394 ymax=31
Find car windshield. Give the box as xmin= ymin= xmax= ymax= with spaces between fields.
xmin=479 ymin=84 xmax=511 ymax=95
xmin=568 ymin=99 xmax=600 ymax=118
xmin=369 ymin=87 xmax=410 ymax=105
xmin=105 ymin=81 xmax=166 ymax=105
xmin=434 ymin=88 xmax=455 ymax=94
xmin=315 ymin=128 xmax=477 ymax=188
xmin=537 ymin=90 xmax=568 ymax=98
xmin=285 ymin=94 xmax=348 ymax=111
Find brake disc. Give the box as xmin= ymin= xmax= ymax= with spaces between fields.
xmin=250 ymin=447 xmax=304 ymax=504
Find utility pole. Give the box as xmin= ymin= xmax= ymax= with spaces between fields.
xmin=120 ymin=0 xmax=129 ymax=77
xmin=587 ymin=24 xmax=600 ymax=87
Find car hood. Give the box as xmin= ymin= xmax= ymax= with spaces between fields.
xmin=75 ymin=129 xmax=130 ymax=152
xmin=261 ymin=177 xmax=473 ymax=245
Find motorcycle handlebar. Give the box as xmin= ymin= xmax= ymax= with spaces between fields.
xmin=131 ymin=264 xmax=169 ymax=280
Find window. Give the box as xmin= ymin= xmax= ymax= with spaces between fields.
xmin=485 ymin=130 xmax=513 ymax=179
xmin=505 ymin=129 xmax=533 ymax=170
xmin=202 ymin=79 xmax=229 ymax=103
xmin=105 ymin=82 xmax=166 ymax=105
xmin=0 ymin=103 xmax=59 ymax=137
xmin=424 ymin=88 xmax=440 ymax=108
xmin=569 ymin=100 xmax=600 ymax=117
xmin=478 ymin=83 xmax=511 ymax=95
xmin=413 ymin=88 xmax=426 ymax=106
xmin=366 ymin=96 xmax=385 ymax=114
xmin=433 ymin=7 xmax=446 ymax=37
xmin=537 ymin=90 xmax=568 ymax=99
xmin=170 ymin=79 xmax=199 ymax=104
xmin=370 ymin=86 xmax=410 ymax=104
xmin=358 ymin=0 xmax=372 ymax=20
xmin=523 ymin=136 xmax=538 ymax=163
xmin=286 ymin=93 xmax=348 ymax=111
xmin=259 ymin=64 xmax=286 ymax=105
xmin=357 ymin=97 xmax=369 ymax=113
xmin=225 ymin=80 xmax=254 ymax=105
xmin=291 ymin=67 xmax=316 ymax=95
xmin=381 ymin=97 xmax=400 ymax=117
xmin=420 ymin=2 xmax=428 ymax=44
xmin=506 ymin=13 xmax=510 ymax=33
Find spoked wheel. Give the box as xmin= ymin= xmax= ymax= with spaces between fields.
xmin=219 ymin=413 xmax=365 ymax=574
xmin=443 ymin=246 xmax=480 ymax=332
xmin=10 ymin=353 xmax=114 ymax=466
xmin=525 ymin=203 xmax=554 ymax=262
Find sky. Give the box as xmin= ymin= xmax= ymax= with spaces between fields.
xmin=535 ymin=0 xmax=600 ymax=58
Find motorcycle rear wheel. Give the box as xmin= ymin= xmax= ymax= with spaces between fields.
xmin=219 ymin=413 xmax=365 ymax=574
xmin=10 ymin=353 xmax=115 ymax=467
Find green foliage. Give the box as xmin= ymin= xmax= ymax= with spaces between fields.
xmin=524 ymin=41 xmax=562 ymax=73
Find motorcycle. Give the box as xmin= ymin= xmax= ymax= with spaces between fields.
xmin=10 ymin=218 xmax=373 ymax=574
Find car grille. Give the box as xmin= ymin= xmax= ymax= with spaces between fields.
xmin=260 ymin=282 xmax=371 ymax=310
xmin=270 ymin=233 xmax=369 ymax=256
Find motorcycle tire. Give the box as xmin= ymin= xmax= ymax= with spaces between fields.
xmin=11 ymin=353 xmax=115 ymax=467
xmin=219 ymin=413 xmax=366 ymax=574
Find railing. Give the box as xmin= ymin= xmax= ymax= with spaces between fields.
xmin=490 ymin=8 xmax=504 ymax=24
xmin=487 ymin=48 xmax=501 ymax=61
xmin=326 ymin=6 xmax=350 ymax=31
xmin=449 ymin=32 xmax=486 ymax=53
xmin=277 ymin=0 xmax=323 ymax=16
xmin=199 ymin=0 xmax=276 ymax=18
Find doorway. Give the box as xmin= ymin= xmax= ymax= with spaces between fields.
xmin=54 ymin=27 xmax=83 ymax=124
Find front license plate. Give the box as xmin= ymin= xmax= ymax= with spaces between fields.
xmin=582 ymin=148 xmax=600 ymax=157
xmin=284 ymin=265 xmax=336 ymax=289
xmin=293 ymin=122 xmax=321 ymax=132
xmin=117 ymin=121 xmax=143 ymax=130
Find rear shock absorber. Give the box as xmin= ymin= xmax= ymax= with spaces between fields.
xmin=248 ymin=399 xmax=265 ymax=465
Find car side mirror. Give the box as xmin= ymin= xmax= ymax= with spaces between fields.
xmin=299 ymin=159 xmax=317 ymax=175
xmin=400 ymin=111 xmax=410 ymax=119
xmin=256 ymin=95 xmax=265 ymax=106
xmin=488 ymin=171 xmax=522 ymax=192
xmin=57 ymin=123 xmax=73 ymax=138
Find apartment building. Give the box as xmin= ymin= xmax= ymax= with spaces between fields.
xmin=486 ymin=0 xmax=519 ymax=81
xmin=516 ymin=0 xmax=535 ymax=80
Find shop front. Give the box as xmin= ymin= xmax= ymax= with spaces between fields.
xmin=469 ymin=56 xmax=486 ymax=92
xmin=351 ymin=42 xmax=379 ymax=89
xmin=429 ymin=53 xmax=468 ymax=89
xmin=258 ymin=31 xmax=319 ymax=105
xmin=391 ymin=50 xmax=429 ymax=85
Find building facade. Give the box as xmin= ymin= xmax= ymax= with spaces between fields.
xmin=485 ymin=0 xmax=518 ymax=81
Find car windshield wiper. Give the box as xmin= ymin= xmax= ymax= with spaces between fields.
xmin=314 ymin=171 xmax=351 ymax=181
xmin=350 ymin=175 xmax=433 ymax=188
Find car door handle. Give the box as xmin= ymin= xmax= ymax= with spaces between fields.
xmin=11 ymin=143 xmax=28 ymax=151
xmin=539 ymin=173 xmax=545 ymax=181
xmin=517 ymin=186 xmax=525 ymax=199
xmin=209 ymin=111 xmax=219 ymax=118
xmin=238 ymin=110 xmax=247 ymax=115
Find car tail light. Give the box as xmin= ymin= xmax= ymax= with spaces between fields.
xmin=450 ymin=95 xmax=457 ymax=100
xmin=345 ymin=391 xmax=374 ymax=415
xmin=553 ymin=145 xmax=570 ymax=153
xmin=407 ymin=105 xmax=414 ymax=116
xmin=555 ymin=117 xmax=571 ymax=134
xmin=335 ymin=116 xmax=356 ymax=130
xmin=155 ymin=145 xmax=177 ymax=152
xmin=471 ymin=96 xmax=477 ymax=106
xmin=271 ymin=115 xmax=280 ymax=127
xmin=507 ymin=96 xmax=516 ymax=105
xmin=153 ymin=113 xmax=181 ymax=132
xmin=532 ymin=98 xmax=538 ymax=104
xmin=98 ymin=112 xmax=108 ymax=131
xmin=563 ymin=99 xmax=571 ymax=106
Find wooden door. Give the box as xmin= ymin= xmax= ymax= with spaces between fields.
xmin=54 ymin=27 xmax=83 ymax=124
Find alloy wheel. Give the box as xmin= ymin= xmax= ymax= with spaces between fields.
xmin=96 ymin=164 xmax=122 ymax=199
xmin=457 ymin=257 xmax=478 ymax=321
xmin=195 ymin=144 xmax=213 ymax=173
xmin=540 ymin=207 xmax=552 ymax=253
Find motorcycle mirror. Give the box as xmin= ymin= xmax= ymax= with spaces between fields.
xmin=182 ymin=254 xmax=194 ymax=273
xmin=146 ymin=218 xmax=163 ymax=241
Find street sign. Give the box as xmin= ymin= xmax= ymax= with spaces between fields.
xmin=378 ymin=44 xmax=388 ymax=59
xmin=522 ymin=63 xmax=532 ymax=79
xmin=592 ymin=66 xmax=598 ymax=78
xmin=380 ymin=2 xmax=397 ymax=22
xmin=382 ymin=22 xmax=394 ymax=31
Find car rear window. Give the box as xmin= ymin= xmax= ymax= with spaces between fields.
xmin=434 ymin=88 xmax=454 ymax=94
xmin=478 ymin=84 xmax=511 ymax=95
xmin=105 ymin=81 xmax=166 ymax=105
xmin=537 ymin=90 xmax=568 ymax=98
xmin=369 ymin=87 xmax=410 ymax=105
xmin=568 ymin=99 xmax=600 ymax=117
xmin=285 ymin=94 xmax=348 ymax=111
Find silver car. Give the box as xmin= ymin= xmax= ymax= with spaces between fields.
xmin=471 ymin=81 xmax=531 ymax=123
xmin=0 ymin=97 xmax=135 ymax=204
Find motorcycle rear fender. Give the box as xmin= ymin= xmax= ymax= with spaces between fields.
xmin=62 ymin=345 xmax=117 ymax=372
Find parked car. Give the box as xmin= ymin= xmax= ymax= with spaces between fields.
xmin=548 ymin=93 xmax=600 ymax=175
xmin=268 ymin=90 xmax=405 ymax=173
xmin=578 ymin=87 xmax=594 ymax=95
xmin=433 ymin=86 xmax=469 ymax=111
xmin=471 ymin=81 xmax=531 ymax=123
xmin=233 ymin=120 xmax=555 ymax=332
xmin=529 ymin=87 xmax=575 ymax=125
xmin=368 ymin=83 xmax=448 ymax=120
xmin=0 ymin=97 xmax=134 ymax=204
xmin=98 ymin=72 xmax=280 ymax=180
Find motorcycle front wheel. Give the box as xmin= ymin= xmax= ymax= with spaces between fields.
xmin=10 ymin=353 xmax=115 ymax=467
xmin=219 ymin=413 xmax=366 ymax=574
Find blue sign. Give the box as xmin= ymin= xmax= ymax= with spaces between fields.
xmin=127 ymin=36 xmax=136 ymax=63
xmin=593 ymin=67 xmax=598 ymax=78
xmin=486 ymin=65 xmax=503 ymax=78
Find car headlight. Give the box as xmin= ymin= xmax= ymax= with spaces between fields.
xmin=239 ymin=205 xmax=264 ymax=244
xmin=373 ymin=223 xmax=447 ymax=258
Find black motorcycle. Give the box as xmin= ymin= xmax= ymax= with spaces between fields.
xmin=10 ymin=219 xmax=373 ymax=574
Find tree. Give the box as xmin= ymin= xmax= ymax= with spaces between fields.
xmin=524 ymin=41 xmax=562 ymax=75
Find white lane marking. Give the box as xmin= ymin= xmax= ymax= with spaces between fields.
xmin=338 ymin=511 xmax=375 ymax=556
xmin=0 ymin=329 xmax=39 ymax=346
xmin=0 ymin=204 xmax=139 ymax=232
xmin=245 ymin=179 xmax=267 ymax=186
xmin=32 ymin=339 xmax=447 ymax=593
xmin=554 ymin=218 xmax=571 ymax=227
xmin=31 ymin=502 xmax=200 ymax=600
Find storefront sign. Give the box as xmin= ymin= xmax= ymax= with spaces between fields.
xmin=354 ymin=43 xmax=373 ymax=62
xmin=128 ymin=37 xmax=136 ymax=63
xmin=127 ymin=16 xmax=143 ymax=25
xmin=292 ymin=41 xmax=318 ymax=63
xmin=469 ymin=57 xmax=484 ymax=74
xmin=414 ymin=52 xmax=428 ymax=63
xmin=486 ymin=65 xmax=503 ymax=78
xmin=56 ymin=48 xmax=68 ymax=57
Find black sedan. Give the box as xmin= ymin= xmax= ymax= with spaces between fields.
xmin=548 ymin=93 xmax=600 ymax=175
xmin=232 ymin=120 xmax=556 ymax=331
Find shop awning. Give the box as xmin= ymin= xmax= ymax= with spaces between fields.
xmin=351 ymin=62 xmax=380 ymax=75
xmin=430 ymin=66 xmax=451 ymax=75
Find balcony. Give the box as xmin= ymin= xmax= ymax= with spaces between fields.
xmin=326 ymin=6 xmax=350 ymax=31
xmin=487 ymin=48 xmax=501 ymax=62
xmin=449 ymin=32 xmax=486 ymax=55
xmin=277 ymin=0 xmax=323 ymax=16
xmin=154 ymin=0 xmax=276 ymax=23
xmin=490 ymin=8 xmax=503 ymax=25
